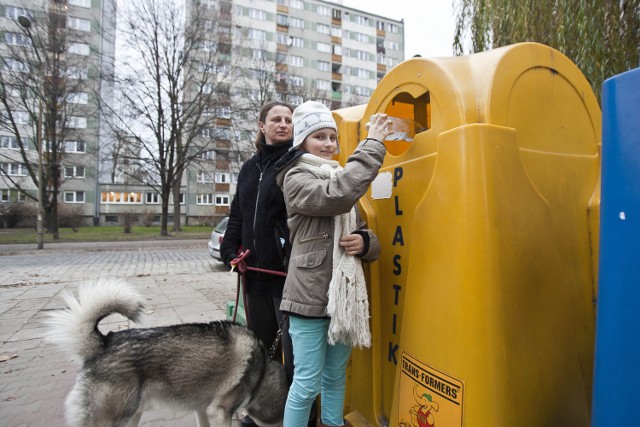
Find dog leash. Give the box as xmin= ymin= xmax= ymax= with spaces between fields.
xmin=229 ymin=249 xmax=289 ymax=359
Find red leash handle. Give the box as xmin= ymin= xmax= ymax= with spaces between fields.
xmin=230 ymin=249 xmax=288 ymax=277
xmin=229 ymin=249 xmax=287 ymax=324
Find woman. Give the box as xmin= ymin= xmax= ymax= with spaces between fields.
xmin=275 ymin=101 xmax=393 ymax=427
xmin=220 ymin=100 xmax=295 ymax=427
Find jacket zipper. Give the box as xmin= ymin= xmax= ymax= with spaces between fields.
xmin=299 ymin=232 xmax=329 ymax=243
xmin=252 ymin=161 xmax=266 ymax=269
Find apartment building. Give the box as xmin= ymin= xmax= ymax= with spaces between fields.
xmin=181 ymin=0 xmax=404 ymax=225
xmin=1 ymin=0 xmax=403 ymax=228
xmin=0 ymin=0 xmax=115 ymax=227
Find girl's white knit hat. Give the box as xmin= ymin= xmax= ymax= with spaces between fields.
xmin=292 ymin=101 xmax=338 ymax=149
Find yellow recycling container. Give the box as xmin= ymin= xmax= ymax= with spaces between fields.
xmin=332 ymin=42 xmax=601 ymax=427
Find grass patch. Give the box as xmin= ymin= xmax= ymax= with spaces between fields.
xmin=0 ymin=225 xmax=211 ymax=245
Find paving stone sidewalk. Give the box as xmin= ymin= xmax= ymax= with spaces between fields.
xmin=0 ymin=239 xmax=242 ymax=427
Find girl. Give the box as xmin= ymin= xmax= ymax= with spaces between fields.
xmin=275 ymin=101 xmax=393 ymax=426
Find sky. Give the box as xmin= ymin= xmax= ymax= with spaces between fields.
xmin=333 ymin=0 xmax=457 ymax=59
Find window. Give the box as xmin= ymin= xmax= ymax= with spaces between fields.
xmin=290 ymin=76 xmax=304 ymax=87
xmin=64 ymin=191 xmax=85 ymax=203
xmin=385 ymin=40 xmax=399 ymax=51
xmin=316 ymin=24 xmax=330 ymax=35
xmin=277 ymin=14 xmax=289 ymax=26
xmin=64 ymin=165 xmax=85 ymax=178
xmin=2 ymin=111 xmax=30 ymax=125
xmin=145 ymin=192 xmax=160 ymax=204
xmin=251 ymin=49 xmax=267 ymax=60
xmin=354 ymin=15 xmax=369 ymax=26
xmin=101 ymin=191 xmax=143 ymax=204
xmin=288 ymin=95 xmax=303 ymax=105
xmin=5 ymin=7 xmax=32 ymax=20
xmin=317 ymin=61 xmax=330 ymax=72
xmin=1 ymin=136 xmax=20 ymax=149
xmin=0 ymin=188 xmax=25 ymax=202
xmin=201 ymin=40 xmax=216 ymax=52
xmin=67 ymin=116 xmax=87 ymax=129
xmin=355 ymin=68 xmax=370 ymax=79
xmin=276 ymin=32 xmax=288 ymax=45
xmin=290 ymin=36 xmax=304 ymax=48
xmin=248 ymin=29 xmax=267 ymax=41
xmin=288 ymin=55 xmax=303 ymax=67
xmin=67 ymin=92 xmax=88 ymax=104
xmin=1 ymin=163 xmax=28 ymax=176
xmin=354 ymin=50 xmax=371 ymax=61
xmin=215 ymin=172 xmax=230 ymax=184
xmin=172 ymin=192 xmax=185 ymax=205
xmin=215 ymin=194 xmax=230 ymax=206
xmin=316 ymin=80 xmax=331 ymax=91
xmin=290 ymin=0 xmax=304 ymax=9
xmin=217 ymin=106 xmax=230 ymax=119
xmin=64 ymin=140 xmax=85 ymax=153
xmin=198 ymin=150 xmax=215 ymax=160
xmin=354 ymin=86 xmax=372 ymax=96
xmin=69 ymin=0 xmax=91 ymax=7
xmin=197 ymin=171 xmax=215 ymax=183
xmin=68 ymin=17 xmax=91 ymax=32
xmin=5 ymin=32 xmax=31 ymax=47
xmin=332 ymin=45 xmax=342 ymax=55
xmin=66 ymin=66 xmax=88 ymax=79
xmin=197 ymin=193 xmax=214 ymax=205
xmin=317 ymin=42 xmax=331 ymax=53
xmin=331 ymin=26 xmax=342 ymax=38
xmin=332 ymin=9 xmax=341 ymax=20
xmin=289 ymin=17 xmax=304 ymax=29
xmin=386 ymin=57 xmax=398 ymax=67
xmin=354 ymin=32 xmax=370 ymax=43
xmin=68 ymin=42 xmax=90 ymax=55
xmin=232 ymin=173 xmax=239 ymax=184
xmin=3 ymin=58 xmax=29 ymax=73
xmin=249 ymin=8 xmax=267 ymax=20
xmin=315 ymin=5 xmax=330 ymax=16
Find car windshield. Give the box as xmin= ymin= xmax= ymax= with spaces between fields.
xmin=214 ymin=217 xmax=229 ymax=233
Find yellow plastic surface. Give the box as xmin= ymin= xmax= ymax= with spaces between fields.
xmin=332 ymin=42 xmax=601 ymax=427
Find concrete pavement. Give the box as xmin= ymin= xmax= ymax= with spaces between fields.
xmin=0 ymin=239 xmax=244 ymax=426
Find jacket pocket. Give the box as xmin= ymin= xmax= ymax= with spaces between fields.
xmin=298 ymin=232 xmax=329 ymax=244
xmin=293 ymin=249 xmax=327 ymax=269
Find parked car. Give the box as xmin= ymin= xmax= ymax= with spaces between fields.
xmin=208 ymin=217 xmax=228 ymax=261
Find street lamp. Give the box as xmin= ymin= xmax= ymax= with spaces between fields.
xmin=18 ymin=15 xmax=45 ymax=250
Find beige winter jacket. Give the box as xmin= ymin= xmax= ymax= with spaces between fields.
xmin=276 ymin=139 xmax=386 ymax=317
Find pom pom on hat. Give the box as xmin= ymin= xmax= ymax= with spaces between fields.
xmin=292 ymin=101 xmax=337 ymax=149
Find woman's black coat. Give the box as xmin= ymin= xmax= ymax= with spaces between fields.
xmin=220 ymin=141 xmax=292 ymax=296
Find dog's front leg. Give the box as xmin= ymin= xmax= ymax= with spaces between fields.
xmin=194 ymin=409 xmax=211 ymax=427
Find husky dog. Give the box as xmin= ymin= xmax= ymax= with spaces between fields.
xmin=46 ymin=279 xmax=287 ymax=427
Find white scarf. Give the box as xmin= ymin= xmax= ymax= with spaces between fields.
xmin=297 ymin=154 xmax=371 ymax=348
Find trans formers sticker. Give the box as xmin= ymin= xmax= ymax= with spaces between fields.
xmin=399 ymin=352 xmax=464 ymax=427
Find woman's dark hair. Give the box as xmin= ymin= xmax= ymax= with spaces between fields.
xmin=255 ymin=100 xmax=294 ymax=150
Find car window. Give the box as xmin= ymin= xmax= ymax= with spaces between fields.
xmin=215 ymin=217 xmax=229 ymax=233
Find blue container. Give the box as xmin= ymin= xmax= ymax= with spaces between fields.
xmin=592 ymin=68 xmax=640 ymax=426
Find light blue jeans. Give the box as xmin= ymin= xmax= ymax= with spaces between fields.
xmin=283 ymin=316 xmax=352 ymax=427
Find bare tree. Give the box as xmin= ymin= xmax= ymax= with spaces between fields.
xmin=0 ymin=2 xmax=93 ymax=240
xmin=100 ymin=0 xmax=234 ymax=235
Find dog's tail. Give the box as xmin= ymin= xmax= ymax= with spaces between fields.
xmin=45 ymin=278 xmax=145 ymax=361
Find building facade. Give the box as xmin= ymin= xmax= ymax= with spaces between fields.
xmin=0 ymin=0 xmax=403 ymax=229
xmin=0 ymin=0 xmax=116 ymax=227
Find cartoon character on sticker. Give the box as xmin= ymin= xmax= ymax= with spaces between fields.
xmin=410 ymin=385 xmax=439 ymax=427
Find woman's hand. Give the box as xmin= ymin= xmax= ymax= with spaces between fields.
xmin=340 ymin=233 xmax=364 ymax=256
xmin=366 ymin=113 xmax=394 ymax=143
